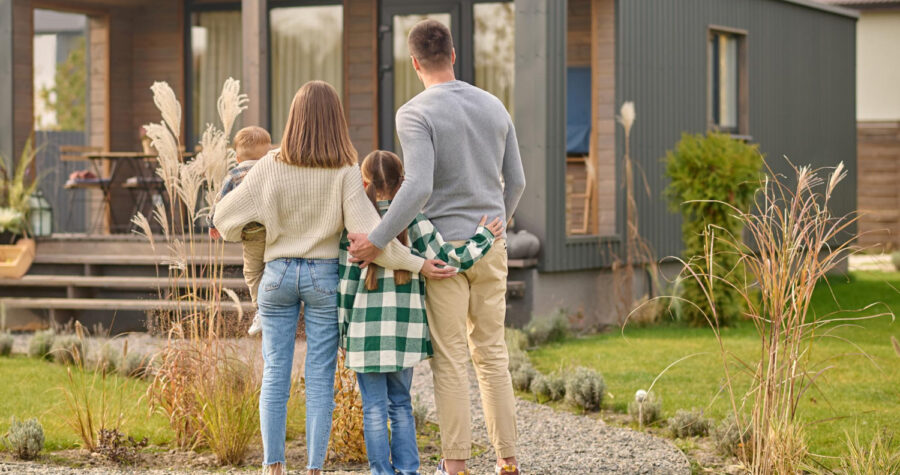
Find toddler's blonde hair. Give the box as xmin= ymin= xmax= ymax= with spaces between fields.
xmin=234 ymin=126 xmax=272 ymax=161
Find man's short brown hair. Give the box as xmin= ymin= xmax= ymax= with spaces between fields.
xmin=407 ymin=19 xmax=453 ymax=70
xmin=234 ymin=126 xmax=272 ymax=161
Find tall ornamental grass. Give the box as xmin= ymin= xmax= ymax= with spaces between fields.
xmin=137 ymin=79 xmax=254 ymax=456
xmin=675 ymin=161 xmax=893 ymax=473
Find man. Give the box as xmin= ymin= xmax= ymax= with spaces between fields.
xmin=348 ymin=19 xmax=526 ymax=475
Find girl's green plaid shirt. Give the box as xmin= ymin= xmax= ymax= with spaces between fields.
xmin=338 ymin=200 xmax=495 ymax=373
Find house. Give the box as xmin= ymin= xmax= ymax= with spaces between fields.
xmin=819 ymin=0 xmax=900 ymax=251
xmin=0 ymin=0 xmax=857 ymax=330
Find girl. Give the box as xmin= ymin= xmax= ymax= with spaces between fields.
xmin=338 ymin=150 xmax=502 ymax=475
xmin=213 ymin=82 xmax=455 ymax=475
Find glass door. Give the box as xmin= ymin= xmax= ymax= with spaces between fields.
xmin=379 ymin=1 xmax=461 ymax=152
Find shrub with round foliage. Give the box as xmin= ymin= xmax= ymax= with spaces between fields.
xmin=50 ymin=335 xmax=86 ymax=365
xmin=511 ymin=363 xmax=537 ymax=392
xmin=530 ymin=372 xmax=567 ymax=402
xmin=0 ymin=332 xmax=13 ymax=357
xmin=119 ymin=351 xmax=150 ymax=378
xmin=665 ymin=132 xmax=763 ymax=326
xmin=524 ymin=310 xmax=571 ymax=347
xmin=891 ymin=251 xmax=900 ymax=271
xmin=564 ymin=367 xmax=605 ymax=411
xmin=94 ymin=343 xmax=120 ymax=373
xmin=714 ymin=414 xmax=753 ymax=457
xmin=4 ymin=417 xmax=44 ymax=460
xmin=668 ymin=408 xmax=712 ymax=438
xmin=27 ymin=330 xmax=55 ymax=360
xmin=627 ymin=390 xmax=662 ymax=425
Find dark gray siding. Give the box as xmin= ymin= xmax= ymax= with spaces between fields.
xmin=617 ymin=0 xmax=857 ymax=262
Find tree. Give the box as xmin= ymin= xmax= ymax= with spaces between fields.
xmin=38 ymin=36 xmax=87 ymax=131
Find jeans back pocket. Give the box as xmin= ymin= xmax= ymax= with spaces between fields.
xmin=309 ymin=259 xmax=339 ymax=296
xmin=263 ymin=259 xmax=291 ymax=292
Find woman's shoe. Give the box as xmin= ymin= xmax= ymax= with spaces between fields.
xmin=262 ymin=463 xmax=286 ymax=475
xmin=435 ymin=459 xmax=470 ymax=475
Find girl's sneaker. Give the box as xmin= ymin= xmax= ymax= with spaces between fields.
xmin=435 ymin=460 xmax=469 ymax=475
xmin=248 ymin=315 xmax=262 ymax=336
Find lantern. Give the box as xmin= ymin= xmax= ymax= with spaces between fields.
xmin=28 ymin=189 xmax=53 ymax=237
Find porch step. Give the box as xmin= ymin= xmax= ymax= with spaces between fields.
xmin=33 ymin=253 xmax=245 ymax=266
xmin=0 ymin=275 xmax=246 ymax=290
xmin=0 ymin=297 xmax=254 ymax=313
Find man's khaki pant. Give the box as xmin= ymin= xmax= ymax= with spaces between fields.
xmin=241 ymin=228 xmax=267 ymax=303
xmin=425 ymin=238 xmax=517 ymax=460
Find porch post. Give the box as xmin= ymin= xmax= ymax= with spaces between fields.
xmin=0 ymin=0 xmax=13 ymax=162
xmin=513 ymin=0 xmax=566 ymax=266
xmin=242 ymin=0 xmax=269 ymax=130
xmin=1 ymin=0 xmax=33 ymax=162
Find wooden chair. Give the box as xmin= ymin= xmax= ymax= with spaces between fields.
xmin=567 ymin=155 xmax=597 ymax=235
xmin=59 ymin=145 xmax=110 ymax=234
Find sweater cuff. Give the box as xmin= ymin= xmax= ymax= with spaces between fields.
xmin=398 ymin=253 xmax=425 ymax=273
xmin=368 ymin=226 xmax=392 ymax=250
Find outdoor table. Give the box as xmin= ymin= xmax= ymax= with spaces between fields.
xmin=76 ymin=152 xmax=195 ymax=234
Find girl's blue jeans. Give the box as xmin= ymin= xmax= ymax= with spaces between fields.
xmin=258 ymin=257 xmax=339 ymax=470
xmin=356 ymin=368 xmax=420 ymax=475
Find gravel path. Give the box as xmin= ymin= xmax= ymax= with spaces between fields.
xmin=3 ymin=337 xmax=689 ymax=474
xmin=410 ymin=363 xmax=691 ymax=475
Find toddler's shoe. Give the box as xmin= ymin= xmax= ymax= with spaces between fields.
xmin=248 ymin=314 xmax=262 ymax=336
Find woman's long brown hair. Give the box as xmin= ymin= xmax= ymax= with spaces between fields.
xmin=361 ymin=150 xmax=411 ymax=290
xmin=278 ymin=80 xmax=357 ymax=168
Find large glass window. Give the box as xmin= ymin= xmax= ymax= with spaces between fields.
xmin=474 ymin=2 xmax=515 ymax=115
xmin=269 ymin=5 xmax=343 ymax=144
xmin=33 ymin=9 xmax=87 ymax=132
xmin=191 ymin=10 xmax=242 ymax=140
xmin=708 ymin=30 xmax=745 ymax=133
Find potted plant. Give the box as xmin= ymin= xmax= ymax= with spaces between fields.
xmin=0 ymin=137 xmax=41 ymax=278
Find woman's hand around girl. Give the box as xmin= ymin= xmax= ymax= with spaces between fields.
xmin=480 ymin=215 xmax=504 ymax=238
xmin=420 ymin=259 xmax=457 ymax=280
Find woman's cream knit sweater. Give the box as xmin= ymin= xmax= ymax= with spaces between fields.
xmin=212 ymin=150 xmax=424 ymax=273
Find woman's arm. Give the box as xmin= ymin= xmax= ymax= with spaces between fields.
xmin=212 ymin=181 xmax=260 ymax=242
xmin=408 ymin=214 xmax=496 ymax=272
xmin=342 ymin=167 xmax=425 ymax=273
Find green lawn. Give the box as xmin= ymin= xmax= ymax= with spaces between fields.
xmin=529 ymin=271 xmax=900 ymax=459
xmin=0 ymin=356 xmax=173 ymax=450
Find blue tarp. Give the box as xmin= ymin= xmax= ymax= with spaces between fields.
xmin=566 ymin=67 xmax=591 ymax=155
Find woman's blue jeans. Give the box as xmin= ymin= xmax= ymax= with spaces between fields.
xmin=357 ymin=368 xmax=420 ymax=475
xmin=258 ymin=257 xmax=339 ymax=470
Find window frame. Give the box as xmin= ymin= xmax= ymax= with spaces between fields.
xmin=183 ymin=0 xmax=342 ymax=146
xmin=706 ymin=25 xmax=749 ymax=137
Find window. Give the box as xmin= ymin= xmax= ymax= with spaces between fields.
xmin=269 ymin=5 xmax=343 ymax=144
xmin=474 ymin=2 xmax=515 ymax=115
xmin=708 ymin=28 xmax=747 ymax=134
xmin=191 ymin=10 xmax=242 ymax=141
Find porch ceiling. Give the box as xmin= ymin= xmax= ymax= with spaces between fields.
xmin=34 ymin=0 xmax=156 ymax=14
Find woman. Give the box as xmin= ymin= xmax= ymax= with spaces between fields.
xmin=213 ymin=81 xmax=454 ymax=475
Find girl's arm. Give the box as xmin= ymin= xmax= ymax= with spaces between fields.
xmin=342 ymin=167 xmax=425 ymax=273
xmin=408 ymin=214 xmax=496 ymax=272
xmin=212 ymin=180 xmax=261 ymax=242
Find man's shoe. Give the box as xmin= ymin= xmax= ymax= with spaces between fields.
xmin=495 ymin=463 xmax=521 ymax=475
xmin=435 ymin=459 xmax=469 ymax=475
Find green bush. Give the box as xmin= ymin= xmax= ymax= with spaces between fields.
xmin=524 ymin=310 xmax=571 ymax=347
xmin=505 ymin=327 xmax=529 ymax=353
xmin=665 ymin=132 xmax=763 ymax=326
xmin=27 ymin=330 xmax=55 ymax=360
xmin=891 ymin=251 xmax=900 ymax=271
xmin=94 ymin=343 xmax=120 ymax=373
xmin=714 ymin=414 xmax=753 ymax=457
xmin=668 ymin=408 xmax=712 ymax=438
xmin=0 ymin=332 xmax=13 ymax=356
xmin=4 ymin=417 xmax=44 ymax=460
xmin=119 ymin=351 xmax=150 ymax=379
xmin=530 ymin=372 xmax=566 ymax=403
xmin=627 ymin=390 xmax=662 ymax=425
xmin=510 ymin=363 xmax=537 ymax=392
xmin=50 ymin=335 xmax=86 ymax=366
xmin=564 ymin=367 xmax=605 ymax=411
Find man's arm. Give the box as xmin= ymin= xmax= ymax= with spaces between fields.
xmin=501 ymin=116 xmax=526 ymax=221
xmin=368 ymin=108 xmax=435 ymax=249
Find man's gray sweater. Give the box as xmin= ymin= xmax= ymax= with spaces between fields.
xmin=369 ymin=80 xmax=526 ymax=248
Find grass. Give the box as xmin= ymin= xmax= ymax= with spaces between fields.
xmin=529 ymin=271 xmax=900 ymax=459
xmin=0 ymin=356 xmax=172 ymax=450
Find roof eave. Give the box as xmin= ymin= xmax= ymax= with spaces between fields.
xmin=782 ymin=0 xmax=861 ymax=18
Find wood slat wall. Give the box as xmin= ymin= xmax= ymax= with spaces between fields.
xmin=857 ymin=121 xmax=900 ymax=251
xmin=344 ymin=0 xmax=378 ymax=157
xmin=12 ymin=0 xmax=33 ymax=157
